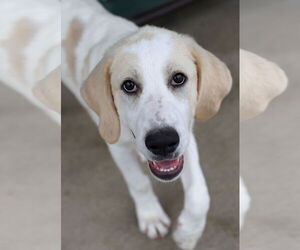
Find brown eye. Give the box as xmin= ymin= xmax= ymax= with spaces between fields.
xmin=122 ymin=80 xmax=138 ymax=94
xmin=170 ymin=73 xmax=187 ymax=87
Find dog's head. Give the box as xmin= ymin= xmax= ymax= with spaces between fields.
xmin=81 ymin=26 xmax=232 ymax=181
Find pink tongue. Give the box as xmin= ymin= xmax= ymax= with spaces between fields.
xmin=156 ymin=159 xmax=178 ymax=169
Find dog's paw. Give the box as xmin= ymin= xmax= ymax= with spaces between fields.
xmin=172 ymin=213 xmax=206 ymax=250
xmin=137 ymin=205 xmax=171 ymax=239
xmin=172 ymin=223 xmax=200 ymax=250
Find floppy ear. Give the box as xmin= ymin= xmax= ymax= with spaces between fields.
xmin=240 ymin=49 xmax=288 ymax=121
xmin=32 ymin=67 xmax=61 ymax=113
xmin=186 ymin=37 xmax=232 ymax=120
xmin=80 ymin=57 xmax=120 ymax=144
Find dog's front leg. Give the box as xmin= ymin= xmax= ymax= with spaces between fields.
xmin=108 ymin=143 xmax=171 ymax=239
xmin=173 ymin=134 xmax=210 ymax=250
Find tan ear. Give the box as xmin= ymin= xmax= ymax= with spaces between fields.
xmin=80 ymin=57 xmax=120 ymax=144
xmin=32 ymin=67 xmax=61 ymax=113
xmin=186 ymin=37 xmax=232 ymax=120
xmin=240 ymin=49 xmax=288 ymax=121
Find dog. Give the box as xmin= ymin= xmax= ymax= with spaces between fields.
xmin=62 ymin=1 xmax=232 ymax=249
xmin=0 ymin=0 xmax=61 ymax=123
xmin=239 ymin=49 xmax=288 ymax=228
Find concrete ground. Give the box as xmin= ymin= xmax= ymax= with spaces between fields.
xmin=62 ymin=0 xmax=239 ymax=249
xmin=240 ymin=0 xmax=300 ymax=249
xmin=0 ymin=84 xmax=60 ymax=250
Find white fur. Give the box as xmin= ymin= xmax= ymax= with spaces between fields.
xmin=62 ymin=1 xmax=212 ymax=249
xmin=240 ymin=177 xmax=250 ymax=228
xmin=239 ymin=49 xmax=287 ymax=229
xmin=0 ymin=0 xmax=61 ymax=123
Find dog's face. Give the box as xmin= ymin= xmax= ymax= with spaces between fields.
xmin=81 ymin=26 xmax=232 ymax=182
xmin=110 ymin=31 xmax=197 ymax=182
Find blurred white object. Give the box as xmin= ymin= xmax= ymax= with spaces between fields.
xmin=239 ymin=49 xmax=288 ymax=229
xmin=0 ymin=0 xmax=61 ymax=123
xmin=240 ymin=49 xmax=287 ymax=121
xmin=0 ymin=1 xmax=61 ymax=250
xmin=240 ymin=177 xmax=250 ymax=228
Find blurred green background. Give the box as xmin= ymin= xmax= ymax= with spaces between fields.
xmin=99 ymin=0 xmax=173 ymax=18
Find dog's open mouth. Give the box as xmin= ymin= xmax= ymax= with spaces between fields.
xmin=148 ymin=156 xmax=184 ymax=181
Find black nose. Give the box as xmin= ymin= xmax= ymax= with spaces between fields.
xmin=145 ymin=127 xmax=180 ymax=157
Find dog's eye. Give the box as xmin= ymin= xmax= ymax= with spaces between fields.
xmin=170 ymin=73 xmax=187 ymax=87
xmin=122 ymin=80 xmax=138 ymax=94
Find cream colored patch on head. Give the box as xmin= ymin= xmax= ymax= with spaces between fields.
xmin=62 ymin=18 xmax=83 ymax=84
xmin=0 ymin=18 xmax=38 ymax=83
xmin=166 ymin=38 xmax=198 ymax=108
xmin=123 ymin=31 xmax=155 ymax=46
xmin=109 ymin=51 xmax=140 ymax=92
xmin=124 ymin=32 xmax=171 ymax=63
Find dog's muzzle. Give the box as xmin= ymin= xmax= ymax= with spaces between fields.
xmin=145 ymin=127 xmax=183 ymax=181
xmin=148 ymin=156 xmax=184 ymax=181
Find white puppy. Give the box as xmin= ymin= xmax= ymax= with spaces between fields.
xmin=0 ymin=0 xmax=61 ymax=122
xmin=62 ymin=1 xmax=232 ymax=249
xmin=239 ymin=49 xmax=288 ymax=228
